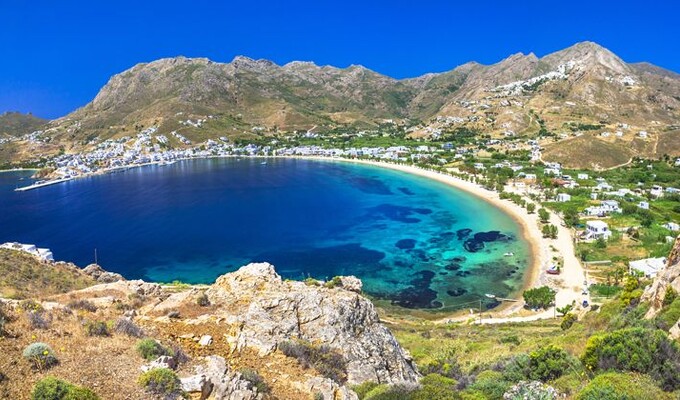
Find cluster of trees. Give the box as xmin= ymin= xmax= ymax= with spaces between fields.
xmin=523 ymin=286 xmax=556 ymax=309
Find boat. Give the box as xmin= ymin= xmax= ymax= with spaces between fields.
xmin=504 ymin=252 xmax=514 ymax=257
xmin=546 ymin=264 xmax=560 ymax=275
xmin=484 ymin=293 xmax=497 ymax=299
xmin=260 ymin=161 xmax=267 ymax=165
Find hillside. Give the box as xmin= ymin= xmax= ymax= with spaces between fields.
xmin=3 ymin=41 xmax=678 ymax=168
xmin=0 ymin=112 xmax=47 ymax=138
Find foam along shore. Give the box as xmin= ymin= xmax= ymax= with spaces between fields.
xmin=295 ymin=156 xmax=589 ymax=321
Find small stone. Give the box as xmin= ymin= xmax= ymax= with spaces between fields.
xmin=198 ymin=335 xmax=213 ymax=346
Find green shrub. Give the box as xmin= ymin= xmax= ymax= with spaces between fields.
xmin=324 ymin=276 xmax=343 ymax=289
xmin=497 ymin=354 xmax=531 ymax=383
xmin=411 ymin=374 xmax=458 ymax=400
xmin=278 ymin=340 xmax=347 ymax=383
xmin=136 ymin=338 xmax=172 ymax=361
xmin=656 ymin=297 xmax=680 ymax=330
xmin=84 ymin=320 xmax=110 ymax=337
xmin=23 ymin=342 xmax=58 ymax=370
xmin=528 ymin=345 xmax=575 ymax=382
xmin=561 ymin=313 xmax=577 ymax=330
xmin=239 ymin=368 xmax=269 ymax=393
xmin=499 ymin=334 xmax=521 ymax=346
xmin=662 ymin=286 xmax=677 ymax=306
xmin=362 ymin=383 xmax=419 ymax=400
xmin=353 ymin=381 xmax=381 ymax=399
xmin=582 ymin=328 xmax=680 ymax=390
xmin=138 ymin=368 xmax=182 ymax=396
xmin=32 ymin=376 xmax=99 ymax=400
xmin=468 ymin=370 xmax=509 ymax=400
xmin=576 ymin=372 xmax=672 ymax=400
xmin=523 ymin=286 xmax=556 ymax=309
xmin=551 ymin=372 xmax=587 ymax=397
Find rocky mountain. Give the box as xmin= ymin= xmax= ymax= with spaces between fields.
xmin=4 ymin=41 xmax=680 ymax=166
xmin=0 ymin=112 xmax=47 ymax=137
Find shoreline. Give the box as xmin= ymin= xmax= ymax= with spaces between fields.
xmin=290 ymin=156 xmax=546 ymax=315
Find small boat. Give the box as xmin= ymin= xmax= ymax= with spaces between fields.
xmin=504 ymin=252 xmax=514 ymax=257
xmin=546 ymin=264 xmax=560 ymax=275
xmin=485 ymin=293 xmax=496 ymax=299
xmin=260 ymin=161 xmax=267 ymax=165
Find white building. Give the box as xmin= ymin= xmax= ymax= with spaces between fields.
xmin=650 ymin=185 xmax=664 ymax=198
xmin=663 ymin=222 xmax=680 ymax=232
xmin=0 ymin=242 xmax=54 ymax=262
xmin=556 ymin=193 xmax=572 ymax=202
xmin=585 ymin=220 xmax=612 ymax=240
xmin=629 ymin=257 xmax=666 ymax=278
xmin=638 ymin=201 xmax=650 ymax=210
xmin=577 ymin=173 xmax=589 ymax=180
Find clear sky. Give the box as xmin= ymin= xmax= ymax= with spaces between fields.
xmin=2 ymin=0 xmax=679 ymax=119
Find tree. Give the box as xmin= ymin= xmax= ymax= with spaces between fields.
xmin=563 ymin=208 xmax=580 ymax=227
xmin=523 ymin=286 xmax=556 ymax=309
xmin=538 ymin=208 xmax=550 ymax=223
xmin=526 ymin=203 xmax=536 ymax=214
xmin=542 ymin=224 xmax=558 ymax=239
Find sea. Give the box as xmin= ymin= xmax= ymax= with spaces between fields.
xmin=0 ymin=158 xmax=531 ymax=313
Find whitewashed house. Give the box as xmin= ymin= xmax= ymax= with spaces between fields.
xmin=663 ymin=222 xmax=680 ymax=232
xmin=638 ymin=201 xmax=650 ymax=210
xmin=638 ymin=131 xmax=648 ymax=138
xmin=585 ymin=221 xmax=612 ymax=240
xmin=650 ymin=185 xmax=664 ymax=198
xmin=577 ymin=173 xmax=589 ymax=180
xmin=556 ymin=193 xmax=572 ymax=202
xmin=629 ymin=257 xmax=666 ymax=278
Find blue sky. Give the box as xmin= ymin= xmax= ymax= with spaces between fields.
xmin=2 ymin=0 xmax=679 ymax=119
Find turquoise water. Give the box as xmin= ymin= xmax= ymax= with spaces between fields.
xmin=0 ymin=158 xmax=531 ymax=311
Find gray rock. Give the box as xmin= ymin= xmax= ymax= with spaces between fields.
xmin=338 ymin=276 xmax=363 ymax=293
xmin=199 ymin=335 xmax=213 ymax=346
xmin=82 ymin=264 xmax=125 ymax=283
xmin=141 ymin=355 xmax=177 ymax=372
xmin=206 ymin=262 xmax=419 ymax=385
xmin=195 ymin=356 xmax=262 ymax=400
xmin=306 ymin=377 xmax=359 ymax=400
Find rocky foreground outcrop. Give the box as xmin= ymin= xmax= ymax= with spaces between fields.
xmin=202 ymin=263 xmax=419 ymax=385
xmin=643 ymin=237 xmax=680 ymax=337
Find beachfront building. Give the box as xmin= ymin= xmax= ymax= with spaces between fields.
xmin=629 ymin=257 xmax=667 ymax=278
xmin=584 ymin=220 xmax=612 ymax=240
xmin=0 ymin=242 xmax=54 ymax=262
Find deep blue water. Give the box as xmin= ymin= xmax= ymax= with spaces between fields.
xmin=1 ymin=158 xmax=531 ymax=312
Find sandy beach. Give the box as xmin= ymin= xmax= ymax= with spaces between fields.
xmin=297 ymin=156 xmax=589 ymax=321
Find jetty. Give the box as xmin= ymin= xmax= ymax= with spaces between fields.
xmin=14 ymin=177 xmax=73 ymax=192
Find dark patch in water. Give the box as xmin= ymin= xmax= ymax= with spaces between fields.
xmin=444 ymin=263 xmax=462 ymax=271
xmin=395 ymin=239 xmax=417 ymax=250
xmin=349 ymin=176 xmax=393 ymax=195
xmin=451 ymin=256 xmax=467 ymax=263
xmin=398 ymin=187 xmax=415 ymax=195
xmin=439 ymin=272 xmax=448 ymax=276
xmin=368 ymin=204 xmax=433 ymax=224
xmin=485 ymin=300 xmax=501 ymax=310
xmin=447 ymin=288 xmax=468 ymax=297
xmin=455 ymin=270 xmax=471 ymax=277
xmin=463 ymin=231 xmax=511 ymax=252
xmin=391 ymin=270 xmax=441 ymax=309
xmin=456 ymin=228 xmax=473 ymax=240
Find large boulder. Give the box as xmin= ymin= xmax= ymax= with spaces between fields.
xmin=206 ymin=262 xmax=419 ymax=385
xmin=82 ymin=263 xmax=125 ymax=283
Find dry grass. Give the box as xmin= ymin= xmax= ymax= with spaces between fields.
xmin=0 ymin=249 xmax=96 ymax=300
